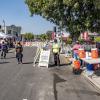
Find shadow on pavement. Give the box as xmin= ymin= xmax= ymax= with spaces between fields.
xmin=53 ymin=73 xmax=66 ymax=100
xmin=0 ymin=62 xmax=10 ymax=64
xmin=60 ymin=62 xmax=72 ymax=66
xmin=94 ymin=68 xmax=100 ymax=76
xmin=49 ymin=63 xmax=71 ymax=68
xmin=72 ymin=69 xmax=83 ymax=75
xmin=22 ymin=62 xmax=33 ymax=64
xmin=6 ymin=57 xmax=16 ymax=59
xmin=49 ymin=64 xmax=56 ymax=68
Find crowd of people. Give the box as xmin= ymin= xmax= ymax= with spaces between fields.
xmin=0 ymin=37 xmax=99 ymax=69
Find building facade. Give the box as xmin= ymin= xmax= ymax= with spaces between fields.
xmin=6 ymin=25 xmax=21 ymax=36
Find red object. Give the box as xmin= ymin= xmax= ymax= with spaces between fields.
xmin=91 ymin=48 xmax=98 ymax=58
xmin=73 ymin=60 xmax=80 ymax=69
xmin=52 ymin=32 xmax=55 ymax=40
xmin=78 ymin=48 xmax=86 ymax=58
xmin=83 ymin=32 xmax=88 ymax=40
xmin=62 ymin=37 xmax=67 ymax=41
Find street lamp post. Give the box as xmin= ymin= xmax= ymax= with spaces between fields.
xmin=59 ymin=21 xmax=63 ymax=53
xmin=3 ymin=20 xmax=6 ymax=33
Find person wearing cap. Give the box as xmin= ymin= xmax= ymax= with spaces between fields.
xmin=52 ymin=39 xmax=61 ymax=66
xmin=72 ymin=41 xmax=82 ymax=60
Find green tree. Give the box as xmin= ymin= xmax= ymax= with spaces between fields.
xmin=25 ymin=0 xmax=100 ymax=40
xmin=78 ymin=37 xmax=84 ymax=44
xmin=94 ymin=37 xmax=100 ymax=42
xmin=23 ymin=33 xmax=34 ymax=40
xmin=40 ymin=33 xmax=48 ymax=41
xmin=94 ymin=0 xmax=100 ymax=9
xmin=46 ymin=31 xmax=53 ymax=40
xmin=66 ymin=37 xmax=72 ymax=44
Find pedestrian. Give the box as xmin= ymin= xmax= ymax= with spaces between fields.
xmin=1 ymin=41 xmax=8 ymax=59
xmin=4 ymin=39 xmax=9 ymax=53
xmin=15 ymin=42 xmax=23 ymax=64
xmin=52 ymin=39 xmax=61 ymax=66
xmin=72 ymin=41 xmax=82 ymax=60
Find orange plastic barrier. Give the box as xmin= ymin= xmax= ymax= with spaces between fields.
xmin=78 ymin=48 xmax=85 ymax=58
xmin=91 ymin=48 xmax=98 ymax=58
xmin=73 ymin=60 xmax=80 ymax=69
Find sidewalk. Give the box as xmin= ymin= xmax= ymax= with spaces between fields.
xmin=64 ymin=54 xmax=100 ymax=91
xmin=82 ymin=69 xmax=100 ymax=91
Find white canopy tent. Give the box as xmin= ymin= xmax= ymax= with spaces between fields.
xmin=0 ymin=32 xmax=12 ymax=38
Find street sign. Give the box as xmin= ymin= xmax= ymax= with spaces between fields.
xmin=38 ymin=49 xmax=50 ymax=68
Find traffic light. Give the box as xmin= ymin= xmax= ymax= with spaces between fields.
xmin=16 ymin=33 xmax=18 ymax=37
xmin=53 ymin=26 xmax=56 ymax=32
xmin=0 ymin=25 xmax=1 ymax=29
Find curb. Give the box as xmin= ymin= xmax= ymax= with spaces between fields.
xmin=82 ymin=72 xmax=100 ymax=92
xmin=63 ymin=54 xmax=100 ymax=92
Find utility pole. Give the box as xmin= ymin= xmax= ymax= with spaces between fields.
xmin=59 ymin=21 xmax=63 ymax=53
xmin=3 ymin=20 xmax=6 ymax=33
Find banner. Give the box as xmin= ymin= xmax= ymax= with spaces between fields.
xmin=84 ymin=32 xmax=88 ymax=40
xmin=52 ymin=32 xmax=56 ymax=40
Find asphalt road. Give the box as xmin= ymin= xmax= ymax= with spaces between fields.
xmin=0 ymin=47 xmax=100 ymax=100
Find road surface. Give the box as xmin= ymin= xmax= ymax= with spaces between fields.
xmin=0 ymin=47 xmax=100 ymax=100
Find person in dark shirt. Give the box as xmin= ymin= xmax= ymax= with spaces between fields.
xmin=1 ymin=41 xmax=8 ymax=59
xmin=96 ymin=42 xmax=100 ymax=57
xmin=15 ymin=42 xmax=23 ymax=64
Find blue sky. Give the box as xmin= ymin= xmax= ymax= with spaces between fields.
xmin=0 ymin=0 xmax=55 ymax=34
